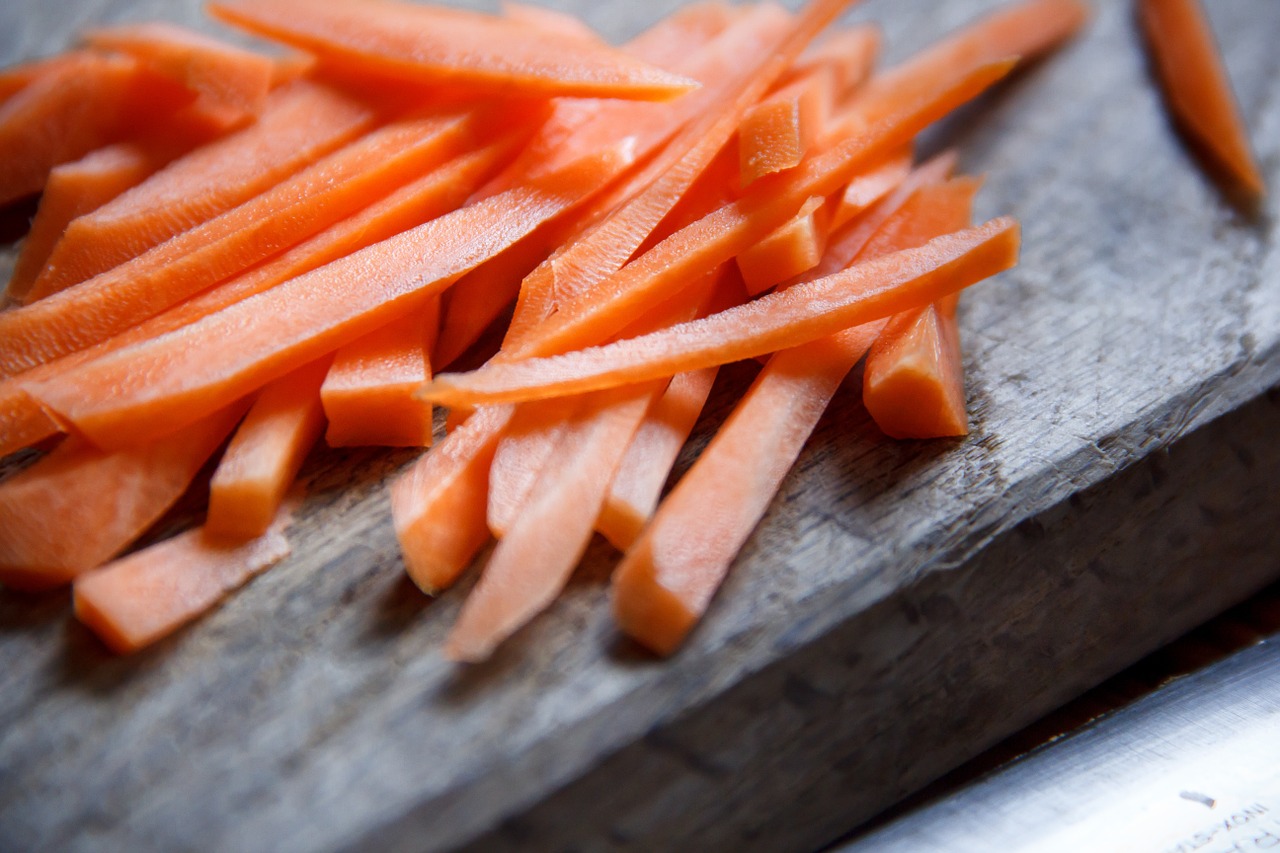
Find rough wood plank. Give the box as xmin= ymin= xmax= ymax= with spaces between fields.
xmin=1 ymin=1 xmax=1278 ymax=851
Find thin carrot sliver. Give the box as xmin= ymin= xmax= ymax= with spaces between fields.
xmin=206 ymin=361 xmax=328 ymax=540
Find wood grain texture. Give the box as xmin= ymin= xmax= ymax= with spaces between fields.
xmin=1 ymin=1 xmax=1279 ymax=851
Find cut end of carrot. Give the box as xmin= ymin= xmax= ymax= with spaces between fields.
xmin=612 ymin=544 xmax=699 ymax=657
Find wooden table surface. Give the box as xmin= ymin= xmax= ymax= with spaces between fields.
xmin=2 ymin=1 xmax=1279 ymax=850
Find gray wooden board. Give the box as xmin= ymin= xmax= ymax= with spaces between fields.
xmin=0 ymin=0 xmax=1278 ymax=850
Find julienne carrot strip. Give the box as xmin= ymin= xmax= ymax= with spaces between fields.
xmin=421 ymin=218 xmax=1020 ymax=408
xmin=74 ymin=498 xmax=297 ymax=654
xmin=2 ymin=102 xmax=531 ymax=372
xmin=28 ymin=142 xmax=636 ymax=450
xmin=0 ymin=52 xmax=86 ymax=104
xmin=0 ymin=400 xmax=247 ymax=591
xmin=500 ymin=1 xmax=602 ymax=44
xmin=785 ymin=24 xmax=881 ymax=98
xmin=30 ymin=80 xmax=378 ymax=299
xmin=321 ymin=297 xmax=440 ymax=448
xmin=737 ymin=194 xmax=833 ymax=295
xmin=612 ymin=173 xmax=980 ymax=656
xmin=862 ymin=298 xmax=968 ymax=439
xmin=209 ymin=0 xmax=698 ymax=101
xmin=82 ymin=21 xmax=276 ymax=120
xmin=446 ymin=382 xmax=662 ymax=663
xmin=1138 ymin=0 xmax=1266 ymax=199
xmin=486 ymin=395 xmax=586 ymax=539
xmin=8 ymin=143 xmax=165 ymax=304
xmin=506 ymin=58 xmax=1016 ymax=362
xmin=597 ymin=365 xmax=719 ymax=551
xmin=832 ymin=148 xmax=914 ymax=230
xmin=0 ymin=141 xmax=512 ymax=458
xmin=503 ymin=0 xmax=849 ymax=347
xmin=206 ymin=360 xmax=329 ymax=540
xmin=738 ymin=66 xmax=837 ymax=188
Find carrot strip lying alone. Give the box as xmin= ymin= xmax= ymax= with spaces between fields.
xmin=210 ymin=0 xmax=698 ymax=101
xmin=0 ymin=140 xmax=509 ymax=458
xmin=206 ymin=361 xmax=328 ymax=540
xmin=74 ymin=502 xmax=295 ymax=654
xmin=446 ymin=382 xmax=660 ymax=663
xmin=29 ymin=143 xmax=635 ymax=450
xmin=3 ymin=104 xmax=518 ymax=373
xmin=422 ymin=218 xmax=1020 ymax=408
xmin=322 ymin=298 xmax=439 ymax=448
xmin=612 ymin=170 xmax=979 ymax=655
xmin=0 ymin=402 xmax=247 ymax=591
xmin=82 ymin=21 xmax=276 ymax=120
xmin=597 ymin=365 xmax=718 ymax=551
xmin=8 ymin=143 xmax=164 ymax=304
xmin=1138 ymin=0 xmax=1266 ymax=199
xmin=31 ymin=80 xmax=377 ymax=299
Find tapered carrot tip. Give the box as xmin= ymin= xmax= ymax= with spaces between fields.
xmin=611 ymin=541 xmax=700 ymax=657
xmin=1138 ymin=0 xmax=1266 ymax=202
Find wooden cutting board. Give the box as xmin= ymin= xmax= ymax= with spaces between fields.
xmin=2 ymin=1 xmax=1279 ymax=850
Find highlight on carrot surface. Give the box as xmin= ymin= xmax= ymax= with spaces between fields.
xmin=1137 ymin=0 xmax=1266 ymax=201
xmin=0 ymin=0 xmax=1093 ymax=662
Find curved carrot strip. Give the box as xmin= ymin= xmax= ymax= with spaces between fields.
xmin=74 ymin=502 xmax=295 ymax=654
xmin=1138 ymin=0 xmax=1265 ymax=199
xmin=207 ymin=361 xmax=328 ymax=540
xmin=0 ymin=141 xmax=510 ymax=458
xmin=82 ymin=21 xmax=276 ymax=119
xmin=29 ymin=143 xmax=635 ymax=450
xmin=421 ymin=219 xmax=1020 ymax=408
xmin=209 ymin=0 xmax=698 ymax=101
xmin=611 ymin=171 xmax=979 ymax=655
xmin=30 ymin=80 xmax=376 ymax=299
xmin=0 ymin=401 xmax=247 ymax=591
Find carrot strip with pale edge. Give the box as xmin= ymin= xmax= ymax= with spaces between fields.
xmin=1138 ymin=0 xmax=1265 ymax=199
xmin=209 ymin=0 xmax=698 ymax=101
xmin=28 ymin=143 xmax=635 ymax=449
xmin=0 ymin=401 xmax=247 ymax=591
xmin=486 ymin=396 xmax=584 ymax=539
xmin=206 ymin=361 xmax=328 ymax=540
xmin=74 ymin=499 xmax=296 ymax=654
xmin=612 ymin=170 xmax=979 ymax=656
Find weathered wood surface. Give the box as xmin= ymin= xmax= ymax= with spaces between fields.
xmin=1 ymin=1 xmax=1278 ymax=850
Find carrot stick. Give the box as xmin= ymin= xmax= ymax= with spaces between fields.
xmin=831 ymin=148 xmax=913 ymax=229
xmin=0 ymin=52 xmax=88 ymax=104
xmin=612 ymin=173 xmax=979 ymax=656
xmin=738 ymin=66 xmax=837 ymax=188
xmin=29 ymin=142 xmax=635 ymax=450
xmin=736 ymin=194 xmax=832 ymax=295
xmin=209 ymin=0 xmax=698 ymax=101
xmin=8 ymin=143 xmax=164 ymax=304
xmin=421 ymin=218 xmax=1020 ymax=408
xmin=206 ymin=361 xmax=328 ymax=540
xmin=0 ymin=401 xmax=247 ymax=591
xmin=446 ymin=382 xmax=661 ymax=663
xmin=500 ymin=2 xmax=602 ymax=43
xmin=0 ymin=141 xmax=510 ymax=458
xmin=321 ymin=297 xmax=440 ymax=448
xmin=82 ymin=21 xmax=276 ymax=119
xmin=1138 ymin=0 xmax=1266 ymax=199
xmin=863 ymin=300 xmax=967 ymax=438
xmin=486 ymin=396 xmax=585 ymax=538
xmin=30 ymin=80 xmax=377 ymax=299
xmin=786 ymin=24 xmax=881 ymax=98
xmin=597 ymin=364 xmax=718 ymax=551
xmin=4 ymin=103 xmax=523 ymax=369
xmin=74 ymin=501 xmax=295 ymax=654
xmin=504 ymin=58 xmax=1015 ymax=361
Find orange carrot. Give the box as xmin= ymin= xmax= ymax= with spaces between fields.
xmin=4 ymin=103 xmax=521 ymax=369
xmin=392 ymin=405 xmax=515 ymax=593
xmin=206 ymin=361 xmax=328 ymax=540
xmin=863 ymin=300 xmax=967 ymax=438
xmin=500 ymin=2 xmax=602 ymax=43
xmin=0 ymin=141 xmax=510 ymax=458
xmin=0 ymin=52 xmax=87 ymax=104
xmin=0 ymin=401 xmax=247 ymax=591
xmin=82 ymin=21 xmax=276 ymax=120
xmin=785 ymin=24 xmax=881 ymax=98
xmin=736 ymin=194 xmax=832 ymax=295
xmin=321 ymin=297 xmax=440 ymax=448
xmin=612 ymin=172 xmax=979 ymax=656
xmin=421 ymin=218 xmax=1020 ymax=408
xmin=831 ymin=148 xmax=913 ymax=229
xmin=1138 ymin=0 xmax=1265 ymax=199
xmin=446 ymin=382 xmax=660 ymax=663
xmin=30 ymin=80 xmax=377 ymax=298
xmin=28 ymin=142 xmax=635 ymax=449
xmin=486 ymin=396 xmax=585 ymax=538
xmin=210 ymin=0 xmax=698 ymax=101
xmin=505 ymin=58 xmax=1015 ymax=361
xmin=738 ymin=66 xmax=837 ymax=187
xmin=74 ymin=501 xmax=295 ymax=654
xmin=8 ymin=143 xmax=164 ymax=304
xmin=597 ymin=365 xmax=718 ymax=551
